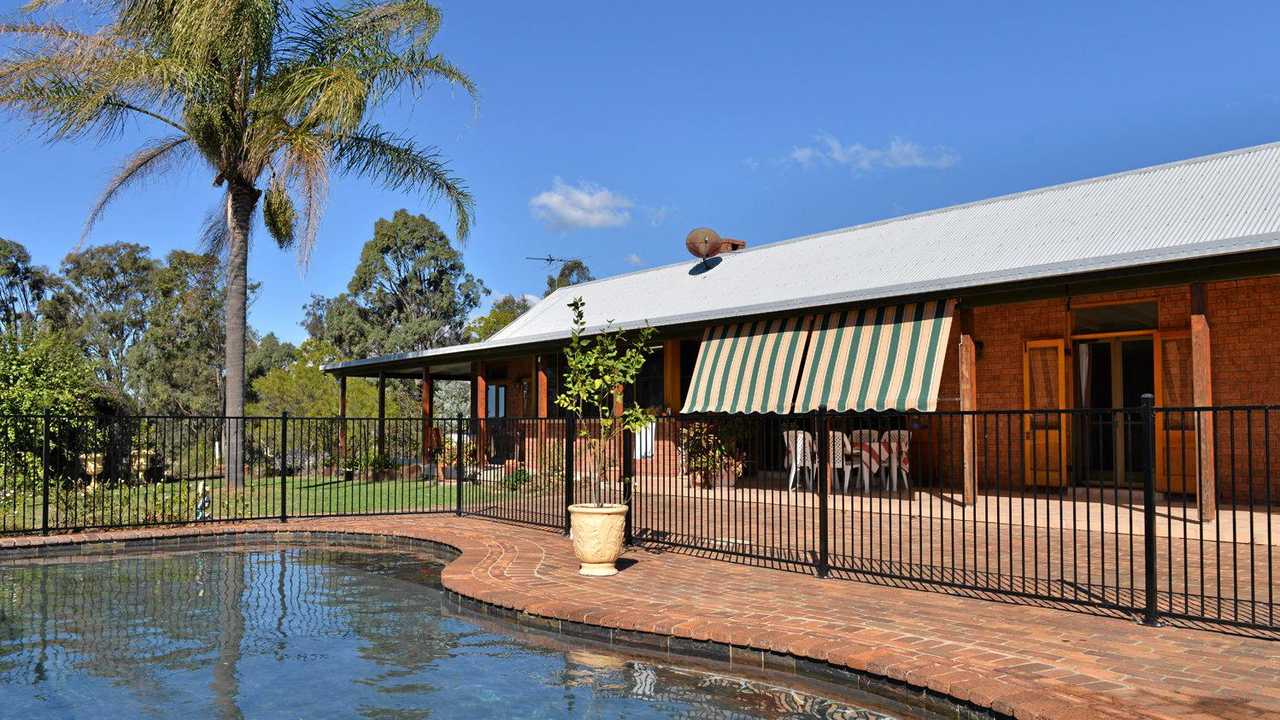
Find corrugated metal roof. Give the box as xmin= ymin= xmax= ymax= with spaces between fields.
xmin=326 ymin=141 xmax=1280 ymax=373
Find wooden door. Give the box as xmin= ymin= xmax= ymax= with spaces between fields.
xmin=1155 ymin=331 xmax=1197 ymax=494
xmin=1023 ymin=339 xmax=1068 ymax=487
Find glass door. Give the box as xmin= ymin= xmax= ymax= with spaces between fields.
xmin=1074 ymin=337 xmax=1154 ymax=487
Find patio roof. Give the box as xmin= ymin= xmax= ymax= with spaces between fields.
xmin=325 ymin=141 xmax=1280 ymax=377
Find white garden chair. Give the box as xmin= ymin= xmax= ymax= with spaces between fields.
xmin=827 ymin=430 xmax=854 ymax=492
xmin=782 ymin=429 xmax=816 ymax=491
xmin=881 ymin=430 xmax=912 ymax=492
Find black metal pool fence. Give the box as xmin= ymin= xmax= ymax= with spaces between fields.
xmin=0 ymin=400 xmax=1275 ymax=631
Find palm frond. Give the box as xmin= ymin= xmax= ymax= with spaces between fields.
xmin=199 ymin=193 xmax=231 ymax=257
xmin=0 ymin=22 xmax=194 ymax=140
xmin=274 ymin=63 xmax=369 ymax=132
xmin=268 ymin=0 xmax=472 ymax=126
xmin=287 ymin=133 xmax=329 ymax=267
xmin=329 ymin=124 xmax=472 ymax=240
xmin=283 ymin=0 xmax=442 ymax=64
xmin=4 ymin=0 xmax=473 ymax=261
xmin=83 ymin=135 xmax=191 ymax=240
xmin=394 ymin=49 xmax=476 ymax=96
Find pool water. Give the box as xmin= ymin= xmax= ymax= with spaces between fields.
xmin=0 ymin=544 xmax=896 ymax=719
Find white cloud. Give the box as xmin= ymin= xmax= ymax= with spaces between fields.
xmin=529 ymin=178 xmax=632 ymax=230
xmin=742 ymin=157 xmax=761 ymax=171
xmin=787 ymin=146 xmax=820 ymax=167
xmin=787 ymin=134 xmax=958 ymax=172
xmin=521 ymin=293 xmax=541 ymax=305
xmin=624 ymin=253 xmax=644 ymax=267
xmin=647 ymin=205 xmax=672 ymax=227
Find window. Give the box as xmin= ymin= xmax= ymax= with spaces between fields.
xmin=545 ymin=354 xmax=566 ymax=418
xmin=1072 ymin=302 xmax=1157 ymax=335
xmin=679 ymin=338 xmax=700 ymax=401
xmin=486 ymin=384 xmax=506 ymax=418
xmin=633 ymin=350 xmax=664 ymax=409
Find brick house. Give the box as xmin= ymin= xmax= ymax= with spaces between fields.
xmin=326 ymin=142 xmax=1280 ymax=510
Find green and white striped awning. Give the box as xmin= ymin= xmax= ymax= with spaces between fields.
xmin=792 ymin=299 xmax=956 ymax=413
xmin=681 ymin=316 xmax=814 ymax=414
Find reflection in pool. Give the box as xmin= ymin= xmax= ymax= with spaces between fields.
xmin=0 ymin=544 xmax=896 ymax=719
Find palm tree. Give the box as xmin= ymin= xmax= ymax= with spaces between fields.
xmin=0 ymin=0 xmax=475 ymax=485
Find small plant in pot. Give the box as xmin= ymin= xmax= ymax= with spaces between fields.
xmin=555 ymin=297 xmax=655 ymax=577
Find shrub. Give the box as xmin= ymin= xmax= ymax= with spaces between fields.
xmin=439 ymin=436 xmax=476 ymax=471
xmin=0 ymin=333 xmax=104 ymax=494
xmin=679 ymin=421 xmax=747 ymax=488
xmin=501 ymin=468 xmax=532 ymax=492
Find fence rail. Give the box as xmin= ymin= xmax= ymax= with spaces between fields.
xmin=0 ymin=402 xmax=1276 ymax=631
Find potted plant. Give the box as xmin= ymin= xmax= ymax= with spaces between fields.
xmin=555 ymin=297 xmax=655 ymax=576
xmin=438 ymin=436 xmax=474 ymax=481
xmin=679 ymin=421 xmax=746 ymax=488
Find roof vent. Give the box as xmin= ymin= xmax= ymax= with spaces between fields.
xmin=685 ymin=228 xmax=746 ymax=261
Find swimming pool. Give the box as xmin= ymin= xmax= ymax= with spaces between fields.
xmin=0 ymin=541 xmax=901 ymax=719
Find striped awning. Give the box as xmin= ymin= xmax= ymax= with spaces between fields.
xmin=792 ymin=299 xmax=956 ymax=413
xmin=681 ymin=316 xmax=813 ymax=414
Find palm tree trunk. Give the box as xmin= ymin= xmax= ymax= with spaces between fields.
xmin=211 ymin=551 xmax=246 ymax=720
xmin=223 ymin=185 xmax=258 ymax=489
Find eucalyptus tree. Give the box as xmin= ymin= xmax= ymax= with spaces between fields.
xmin=0 ymin=0 xmax=475 ymax=485
xmin=543 ymin=259 xmax=593 ymax=296
xmin=43 ymin=242 xmax=157 ymax=400
xmin=0 ymin=238 xmax=52 ymax=340
xmin=466 ymin=294 xmax=530 ymax=341
xmin=304 ymin=209 xmax=484 ymax=358
xmin=129 ymin=250 xmax=226 ymax=415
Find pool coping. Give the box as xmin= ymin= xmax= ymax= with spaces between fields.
xmin=0 ymin=523 xmax=1003 ymax=720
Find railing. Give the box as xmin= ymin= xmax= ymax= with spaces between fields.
xmin=0 ymin=413 xmax=462 ymax=533
xmin=626 ymin=401 xmax=1277 ymax=630
xmin=0 ymin=404 xmax=1275 ymax=631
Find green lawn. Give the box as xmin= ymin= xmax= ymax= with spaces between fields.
xmin=0 ymin=473 xmax=504 ymax=534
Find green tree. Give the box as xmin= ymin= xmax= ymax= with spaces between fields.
xmin=128 ymin=251 xmax=225 ymax=414
xmin=0 ymin=332 xmax=104 ymax=490
xmin=42 ymin=243 xmax=156 ymax=401
xmin=554 ymin=297 xmax=655 ymax=506
xmin=246 ymin=332 xmax=299 ymax=403
xmin=544 ymin=259 xmax=593 ymax=297
xmin=0 ymin=333 xmax=101 ymax=418
xmin=306 ymin=210 xmax=485 ymax=357
xmin=0 ymin=238 xmax=52 ymax=339
xmin=248 ymin=339 xmax=381 ymax=418
xmin=302 ymin=293 xmax=367 ymax=358
xmin=2 ymin=0 xmax=476 ymax=485
xmin=465 ymin=294 xmax=530 ymax=342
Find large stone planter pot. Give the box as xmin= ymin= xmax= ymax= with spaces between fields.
xmin=568 ymin=503 xmax=628 ymax=576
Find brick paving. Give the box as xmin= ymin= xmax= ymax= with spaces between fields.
xmin=637 ymin=496 xmax=1278 ymax=622
xmin=3 ymin=515 xmax=1279 ymax=720
xmin=471 ymin=485 xmax=1280 ymax=626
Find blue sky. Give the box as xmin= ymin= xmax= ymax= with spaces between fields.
xmin=3 ymin=1 xmax=1280 ymax=344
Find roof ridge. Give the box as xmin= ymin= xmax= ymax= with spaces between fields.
xmin=753 ymin=139 xmax=1280 ymax=254
xmin=532 ymin=140 xmax=1280 ymax=296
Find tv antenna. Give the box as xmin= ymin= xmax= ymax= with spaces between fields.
xmin=525 ymin=254 xmax=576 ymax=266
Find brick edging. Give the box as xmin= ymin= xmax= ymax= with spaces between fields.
xmin=0 ymin=521 xmax=1149 ymax=720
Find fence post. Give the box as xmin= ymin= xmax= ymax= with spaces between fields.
xmin=815 ymin=406 xmax=830 ymax=578
xmin=455 ymin=416 xmax=465 ymax=517
xmin=622 ymin=426 xmax=634 ymax=545
xmin=563 ymin=415 xmax=576 ymax=535
xmin=1140 ymin=393 xmax=1161 ymax=626
xmin=41 ymin=409 xmax=50 ymax=536
xmin=279 ymin=411 xmax=289 ymax=523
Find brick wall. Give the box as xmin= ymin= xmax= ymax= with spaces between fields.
xmin=940 ymin=277 xmax=1280 ymax=503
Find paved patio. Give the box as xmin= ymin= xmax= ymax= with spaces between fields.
xmin=3 ymin=515 xmax=1279 ymax=719
xmin=464 ymin=481 xmax=1280 ymax=627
